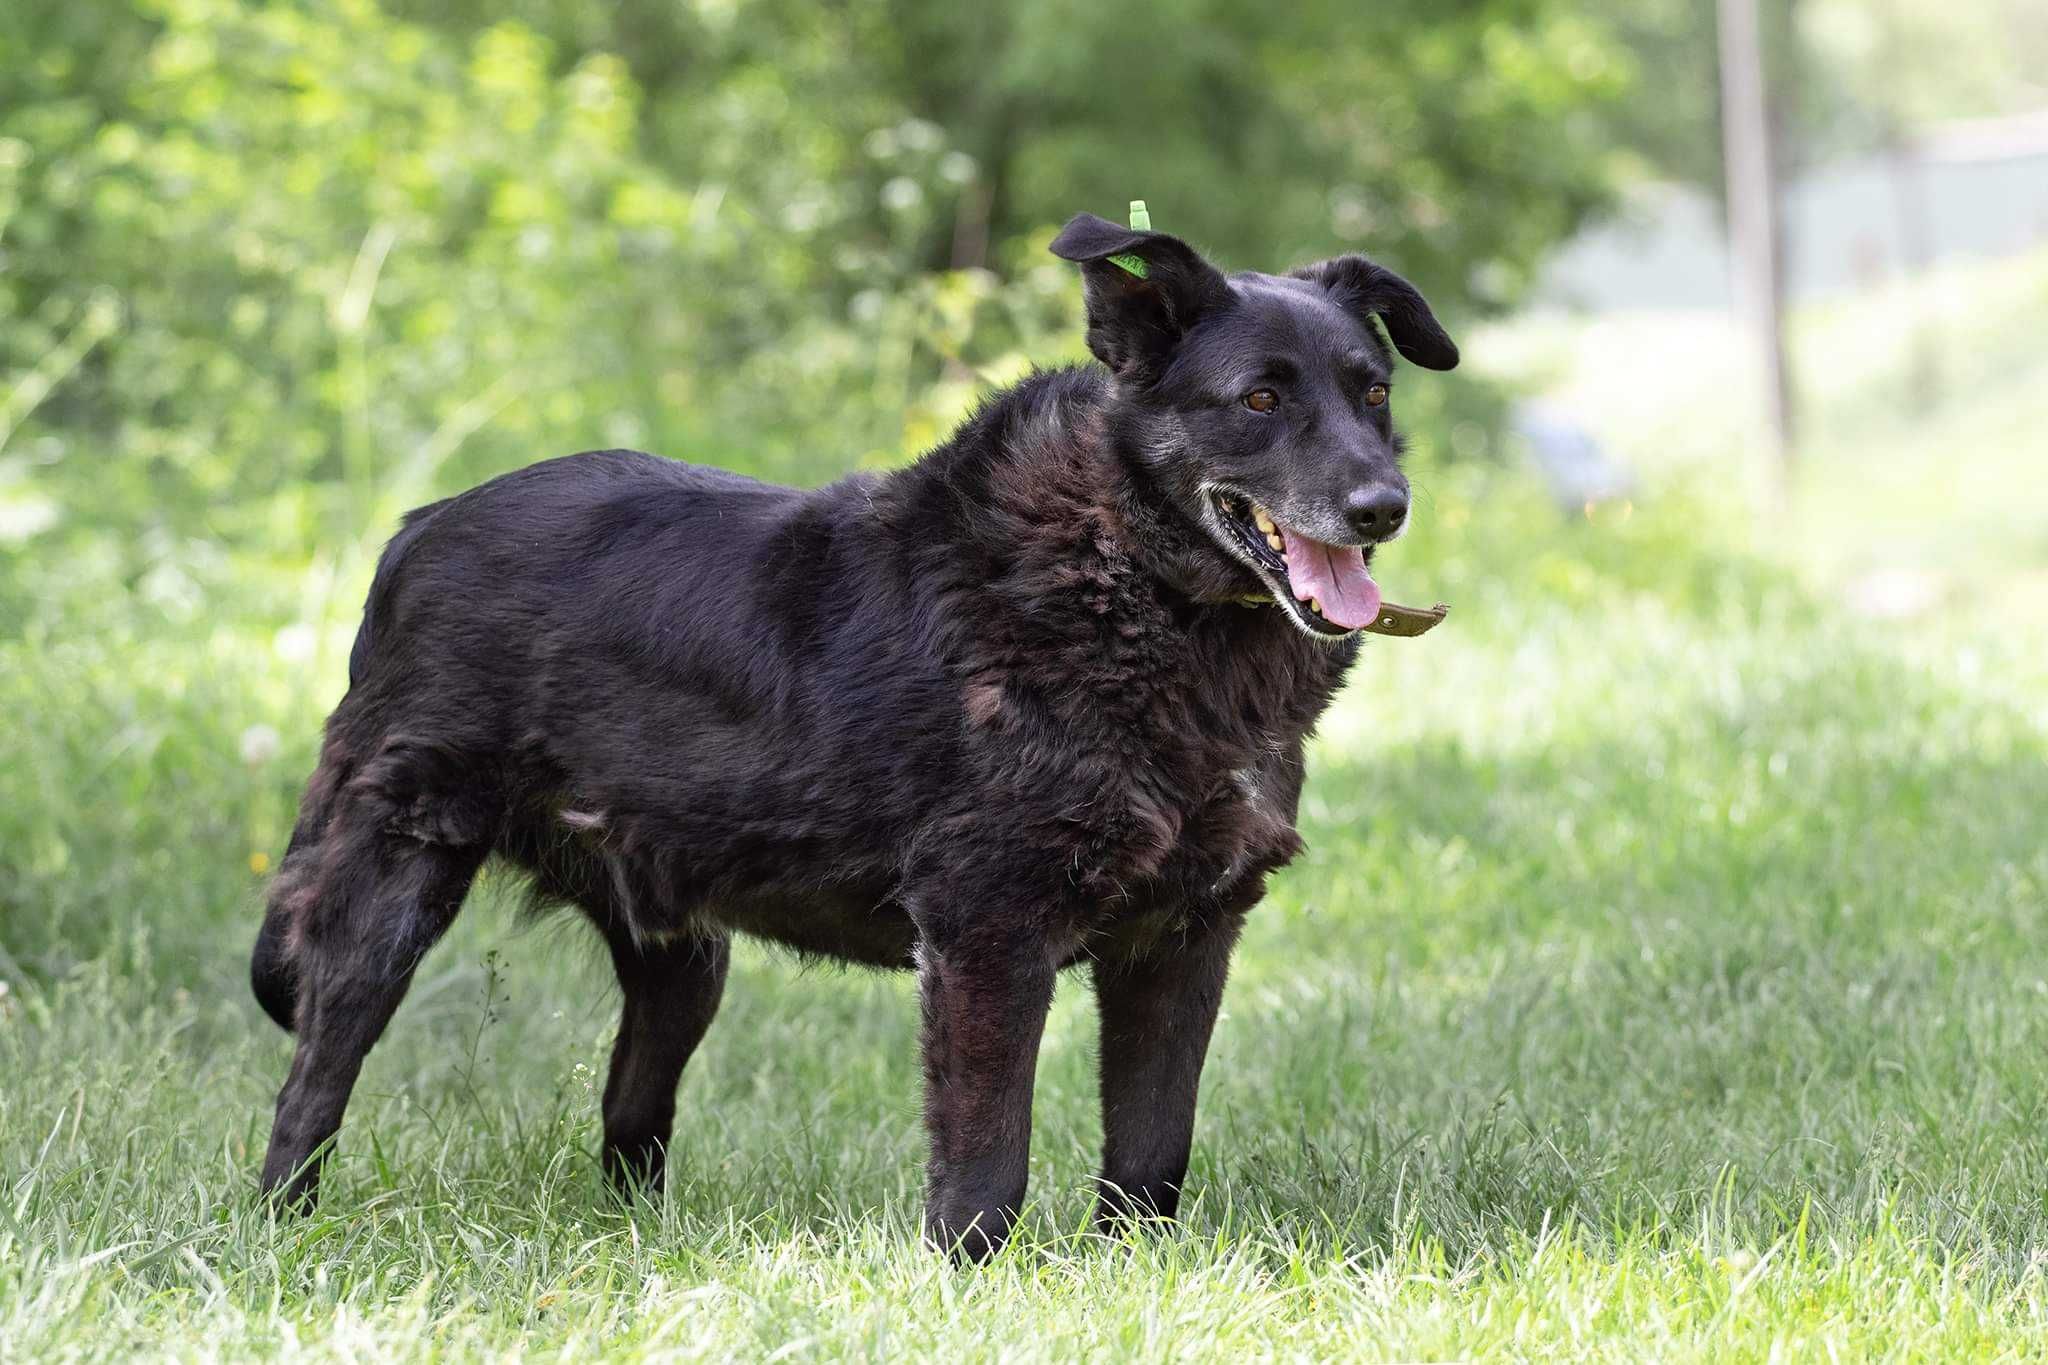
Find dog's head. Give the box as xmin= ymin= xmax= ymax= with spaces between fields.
xmin=1051 ymin=212 xmax=1457 ymax=640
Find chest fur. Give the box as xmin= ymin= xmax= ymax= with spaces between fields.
xmin=962 ymin=586 xmax=1342 ymax=907
xmin=1097 ymin=630 xmax=1321 ymax=898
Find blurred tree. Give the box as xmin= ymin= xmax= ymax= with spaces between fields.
xmin=394 ymin=0 xmax=1631 ymax=307
xmin=1799 ymin=0 xmax=2048 ymax=147
xmin=2 ymin=0 xmax=1633 ymax=587
xmin=1590 ymin=0 xmax=2048 ymax=195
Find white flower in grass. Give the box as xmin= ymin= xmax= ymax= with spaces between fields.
xmin=273 ymin=623 xmax=317 ymax=663
xmin=239 ymin=723 xmax=281 ymax=767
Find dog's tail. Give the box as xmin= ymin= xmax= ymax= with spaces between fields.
xmin=251 ymin=901 xmax=299 ymax=1032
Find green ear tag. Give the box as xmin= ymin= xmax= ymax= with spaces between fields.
xmin=1108 ymin=198 xmax=1151 ymax=278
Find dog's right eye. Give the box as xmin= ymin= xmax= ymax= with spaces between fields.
xmin=1243 ymin=389 xmax=1279 ymax=413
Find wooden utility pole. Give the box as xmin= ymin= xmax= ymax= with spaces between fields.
xmin=1717 ymin=0 xmax=1794 ymax=486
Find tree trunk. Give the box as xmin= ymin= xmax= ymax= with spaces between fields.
xmin=1717 ymin=0 xmax=1795 ymax=491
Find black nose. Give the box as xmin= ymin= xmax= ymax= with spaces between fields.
xmin=1345 ymin=485 xmax=1408 ymax=541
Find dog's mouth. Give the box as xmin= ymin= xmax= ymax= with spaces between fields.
xmin=1204 ymin=490 xmax=1382 ymax=639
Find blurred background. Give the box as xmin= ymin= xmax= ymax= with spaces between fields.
xmin=1 ymin=0 xmax=2045 ymax=975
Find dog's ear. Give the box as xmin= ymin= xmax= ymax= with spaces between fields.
xmin=1293 ymin=256 xmax=1459 ymax=371
xmin=1050 ymin=212 xmax=1232 ymax=382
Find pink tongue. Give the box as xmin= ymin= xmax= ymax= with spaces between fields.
xmin=1277 ymin=524 xmax=1382 ymax=629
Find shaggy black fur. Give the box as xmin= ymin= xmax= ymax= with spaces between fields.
xmin=251 ymin=212 xmax=1458 ymax=1259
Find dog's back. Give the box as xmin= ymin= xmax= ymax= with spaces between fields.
xmin=347 ymin=449 xmax=793 ymax=708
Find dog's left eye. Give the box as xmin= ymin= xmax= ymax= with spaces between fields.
xmin=1243 ymin=389 xmax=1279 ymax=413
xmin=1364 ymin=384 xmax=1389 ymax=408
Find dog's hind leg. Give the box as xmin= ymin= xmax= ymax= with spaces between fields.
xmin=258 ymin=808 xmax=486 ymax=1209
xmin=598 ymin=928 xmax=730 ymax=1194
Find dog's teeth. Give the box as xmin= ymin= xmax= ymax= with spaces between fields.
xmin=1310 ymin=597 xmax=1323 ymax=615
xmin=1253 ymin=507 xmax=1275 ymax=533
xmin=1265 ymin=533 xmax=1283 ymax=551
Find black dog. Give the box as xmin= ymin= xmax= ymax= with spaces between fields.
xmin=251 ymin=211 xmax=1457 ymax=1259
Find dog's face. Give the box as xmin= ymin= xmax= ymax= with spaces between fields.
xmin=1051 ymin=213 xmax=1457 ymax=640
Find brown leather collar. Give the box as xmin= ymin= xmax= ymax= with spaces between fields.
xmin=1232 ymin=596 xmax=1450 ymax=638
xmin=1362 ymin=600 xmax=1449 ymax=637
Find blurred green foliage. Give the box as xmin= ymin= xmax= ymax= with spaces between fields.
xmin=0 ymin=0 xmax=1632 ymax=618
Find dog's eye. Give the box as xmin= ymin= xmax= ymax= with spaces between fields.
xmin=1364 ymin=384 xmax=1389 ymax=408
xmin=1243 ymin=389 xmax=1279 ymax=413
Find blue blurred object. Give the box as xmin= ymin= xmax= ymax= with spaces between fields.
xmin=1513 ymin=400 xmax=1635 ymax=510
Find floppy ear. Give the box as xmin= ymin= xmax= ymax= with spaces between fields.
xmin=1293 ymin=256 xmax=1459 ymax=371
xmin=1049 ymin=212 xmax=1232 ymax=382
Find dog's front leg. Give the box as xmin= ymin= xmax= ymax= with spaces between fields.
xmin=1089 ymin=906 xmax=1245 ymax=1230
xmin=915 ymin=935 xmax=1057 ymax=1262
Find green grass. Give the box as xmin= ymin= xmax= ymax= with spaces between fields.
xmin=5 ymin=258 xmax=2048 ymax=1359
